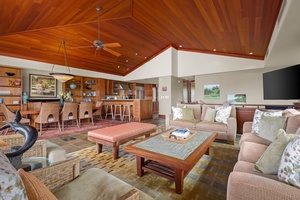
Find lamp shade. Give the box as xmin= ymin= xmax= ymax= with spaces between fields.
xmin=49 ymin=73 xmax=74 ymax=82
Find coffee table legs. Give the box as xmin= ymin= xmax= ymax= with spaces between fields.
xmin=174 ymin=169 xmax=184 ymax=194
xmin=136 ymin=156 xmax=145 ymax=177
xmin=135 ymin=156 xmax=184 ymax=194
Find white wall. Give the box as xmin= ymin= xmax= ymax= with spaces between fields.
xmin=158 ymin=76 xmax=172 ymax=115
xmin=195 ymin=68 xmax=296 ymax=105
xmin=177 ymin=51 xmax=264 ymax=77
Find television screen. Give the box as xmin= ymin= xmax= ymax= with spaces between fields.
xmin=263 ymin=64 xmax=300 ymax=100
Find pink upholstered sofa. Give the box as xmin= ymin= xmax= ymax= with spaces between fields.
xmin=227 ymin=111 xmax=300 ymax=199
xmin=165 ymin=103 xmax=237 ymax=144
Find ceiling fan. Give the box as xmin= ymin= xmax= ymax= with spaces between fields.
xmin=71 ymin=7 xmax=121 ymax=57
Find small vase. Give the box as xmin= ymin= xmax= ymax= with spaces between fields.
xmin=70 ymin=83 xmax=77 ymax=89
xmin=59 ymin=98 xmax=64 ymax=107
xmin=22 ymin=92 xmax=28 ymax=104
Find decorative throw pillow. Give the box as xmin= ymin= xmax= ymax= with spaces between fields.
xmin=254 ymin=129 xmax=299 ymax=174
xmin=172 ymin=106 xmax=183 ymax=120
xmin=278 ymin=137 xmax=300 ymax=188
xmin=203 ymin=107 xmax=216 ymax=122
xmin=257 ymin=115 xmax=287 ymax=142
xmin=296 ymin=126 xmax=300 ymax=135
xmin=181 ymin=107 xmax=195 ymax=120
xmin=18 ymin=168 xmax=58 ymax=200
xmin=0 ymin=138 xmax=7 ymax=146
xmin=215 ymin=106 xmax=232 ymax=124
xmin=0 ymin=151 xmax=28 ymax=200
xmin=251 ymin=109 xmax=283 ymax=134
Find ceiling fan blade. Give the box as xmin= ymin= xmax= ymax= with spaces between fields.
xmin=81 ymin=37 xmax=94 ymax=44
xmin=104 ymin=48 xmax=121 ymax=57
xmin=71 ymin=45 xmax=94 ymax=49
xmin=104 ymin=43 xmax=121 ymax=48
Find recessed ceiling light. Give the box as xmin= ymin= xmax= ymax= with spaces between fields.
xmin=179 ymin=45 xmax=183 ymax=48
xmin=213 ymin=49 xmax=217 ymax=51
xmin=126 ymin=60 xmax=128 ymax=62
xmin=135 ymin=53 xmax=138 ymax=55
xmin=249 ymin=52 xmax=253 ymax=55
xmin=127 ymin=68 xmax=129 ymax=70
xmin=144 ymin=57 xmax=147 ymax=59
xmin=118 ymin=66 xmax=120 ymax=68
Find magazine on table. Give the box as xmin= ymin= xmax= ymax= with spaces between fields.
xmin=171 ymin=128 xmax=191 ymax=139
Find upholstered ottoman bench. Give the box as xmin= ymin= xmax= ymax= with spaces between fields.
xmin=88 ymin=122 xmax=156 ymax=159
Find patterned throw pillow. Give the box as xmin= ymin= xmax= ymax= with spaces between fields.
xmin=251 ymin=109 xmax=282 ymax=134
xmin=278 ymin=137 xmax=300 ymax=188
xmin=0 ymin=150 xmax=28 ymax=200
xmin=172 ymin=106 xmax=183 ymax=120
xmin=215 ymin=106 xmax=232 ymax=124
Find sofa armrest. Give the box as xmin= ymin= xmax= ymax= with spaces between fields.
xmin=227 ymin=117 xmax=237 ymax=144
xmin=0 ymin=134 xmax=47 ymax=158
xmin=29 ymin=156 xmax=80 ymax=191
xmin=165 ymin=113 xmax=173 ymax=130
xmin=243 ymin=122 xmax=253 ymax=134
xmin=227 ymin=171 xmax=300 ymax=200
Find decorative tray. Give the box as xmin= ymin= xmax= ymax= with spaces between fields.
xmin=161 ymin=129 xmax=196 ymax=143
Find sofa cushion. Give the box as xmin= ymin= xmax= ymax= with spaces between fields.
xmin=286 ymin=115 xmax=300 ymax=133
xmin=254 ymin=129 xmax=298 ymax=175
xmin=203 ymin=107 xmax=216 ymax=122
xmin=196 ymin=121 xmax=227 ymax=133
xmin=251 ymin=109 xmax=282 ymax=134
xmin=278 ymin=137 xmax=300 ymax=188
xmin=215 ymin=106 xmax=232 ymax=124
xmin=18 ymin=168 xmax=57 ymax=200
xmin=233 ymin=161 xmax=278 ymax=181
xmin=171 ymin=106 xmax=183 ymax=120
xmin=0 ymin=150 xmax=28 ymax=200
xmin=170 ymin=119 xmax=199 ymax=129
xmin=181 ymin=107 xmax=195 ymax=120
xmin=238 ymin=142 xmax=268 ymax=163
xmin=177 ymin=103 xmax=202 ymax=120
xmin=257 ymin=115 xmax=287 ymax=142
xmin=239 ymin=132 xmax=272 ymax=146
xmin=53 ymin=168 xmax=139 ymax=200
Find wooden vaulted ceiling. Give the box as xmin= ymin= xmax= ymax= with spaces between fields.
xmin=0 ymin=0 xmax=283 ymax=76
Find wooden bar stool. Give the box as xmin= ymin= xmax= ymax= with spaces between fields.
xmin=114 ymin=104 xmax=123 ymax=121
xmin=105 ymin=103 xmax=114 ymax=119
xmin=122 ymin=103 xmax=133 ymax=121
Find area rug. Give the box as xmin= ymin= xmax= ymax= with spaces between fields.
xmin=69 ymin=141 xmax=239 ymax=200
xmin=37 ymin=119 xmax=125 ymax=140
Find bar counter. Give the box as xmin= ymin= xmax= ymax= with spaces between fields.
xmin=102 ymin=99 xmax=153 ymax=121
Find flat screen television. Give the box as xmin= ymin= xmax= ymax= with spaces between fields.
xmin=263 ymin=64 xmax=300 ymax=100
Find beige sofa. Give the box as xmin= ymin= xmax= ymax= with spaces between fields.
xmin=165 ymin=103 xmax=237 ymax=144
xmin=227 ymin=112 xmax=300 ymax=200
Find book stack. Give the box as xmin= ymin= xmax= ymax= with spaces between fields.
xmin=170 ymin=128 xmax=191 ymax=139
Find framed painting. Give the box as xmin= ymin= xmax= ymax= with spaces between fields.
xmin=29 ymin=74 xmax=57 ymax=98
xmin=204 ymin=84 xmax=220 ymax=99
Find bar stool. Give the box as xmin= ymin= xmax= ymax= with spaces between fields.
xmin=122 ymin=103 xmax=133 ymax=121
xmin=114 ymin=104 xmax=123 ymax=121
xmin=105 ymin=103 xmax=114 ymax=119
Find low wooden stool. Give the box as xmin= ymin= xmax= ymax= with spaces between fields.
xmin=87 ymin=122 xmax=156 ymax=159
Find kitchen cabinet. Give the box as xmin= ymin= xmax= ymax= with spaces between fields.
xmin=105 ymin=80 xmax=119 ymax=95
xmin=0 ymin=66 xmax=23 ymax=125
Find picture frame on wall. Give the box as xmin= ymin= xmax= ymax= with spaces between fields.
xmin=29 ymin=74 xmax=57 ymax=98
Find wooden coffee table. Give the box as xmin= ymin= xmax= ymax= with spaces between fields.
xmin=124 ymin=130 xmax=217 ymax=194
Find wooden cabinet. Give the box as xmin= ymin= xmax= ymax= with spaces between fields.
xmin=144 ymin=84 xmax=153 ymax=100
xmin=0 ymin=66 xmax=23 ymax=124
xmin=63 ymin=76 xmax=105 ymax=103
xmin=105 ymin=80 xmax=119 ymax=95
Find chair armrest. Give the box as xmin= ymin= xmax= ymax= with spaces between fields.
xmin=227 ymin=171 xmax=300 ymax=200
xmin=226 ymin=117 xmax=237 ymax=143
xmin=243 ymin=122 xmax=253 ymax=134
xmin=165 ymin=113 xmax=173 ymax=130
xmin=0 ymin=134 xmax=47 ymax=158
xmin=29 ymin=156 xmax=80 ymax=191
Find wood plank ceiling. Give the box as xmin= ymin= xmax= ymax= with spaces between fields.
xmin=0 ymin=0 xmax=283 ymax=76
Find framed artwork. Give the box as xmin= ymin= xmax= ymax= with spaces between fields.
xmin=162 ymin=86 xmax=167 ymax=91
xmin=29 ymin=74 xmax=57 ymax=98
xmin=204 ymin=84 xmax=220 ymax=99
xmin=227 ymin=94 xmax=246 ymax=104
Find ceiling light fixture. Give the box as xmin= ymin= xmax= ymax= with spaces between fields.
xmin=50 ymin=40 xmax=74 ymax=82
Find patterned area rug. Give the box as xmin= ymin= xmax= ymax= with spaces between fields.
xmin=69 ymin=139 xmax=239 ymax=200
xmin=37 ymin=119 xmax=125 ymax=140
